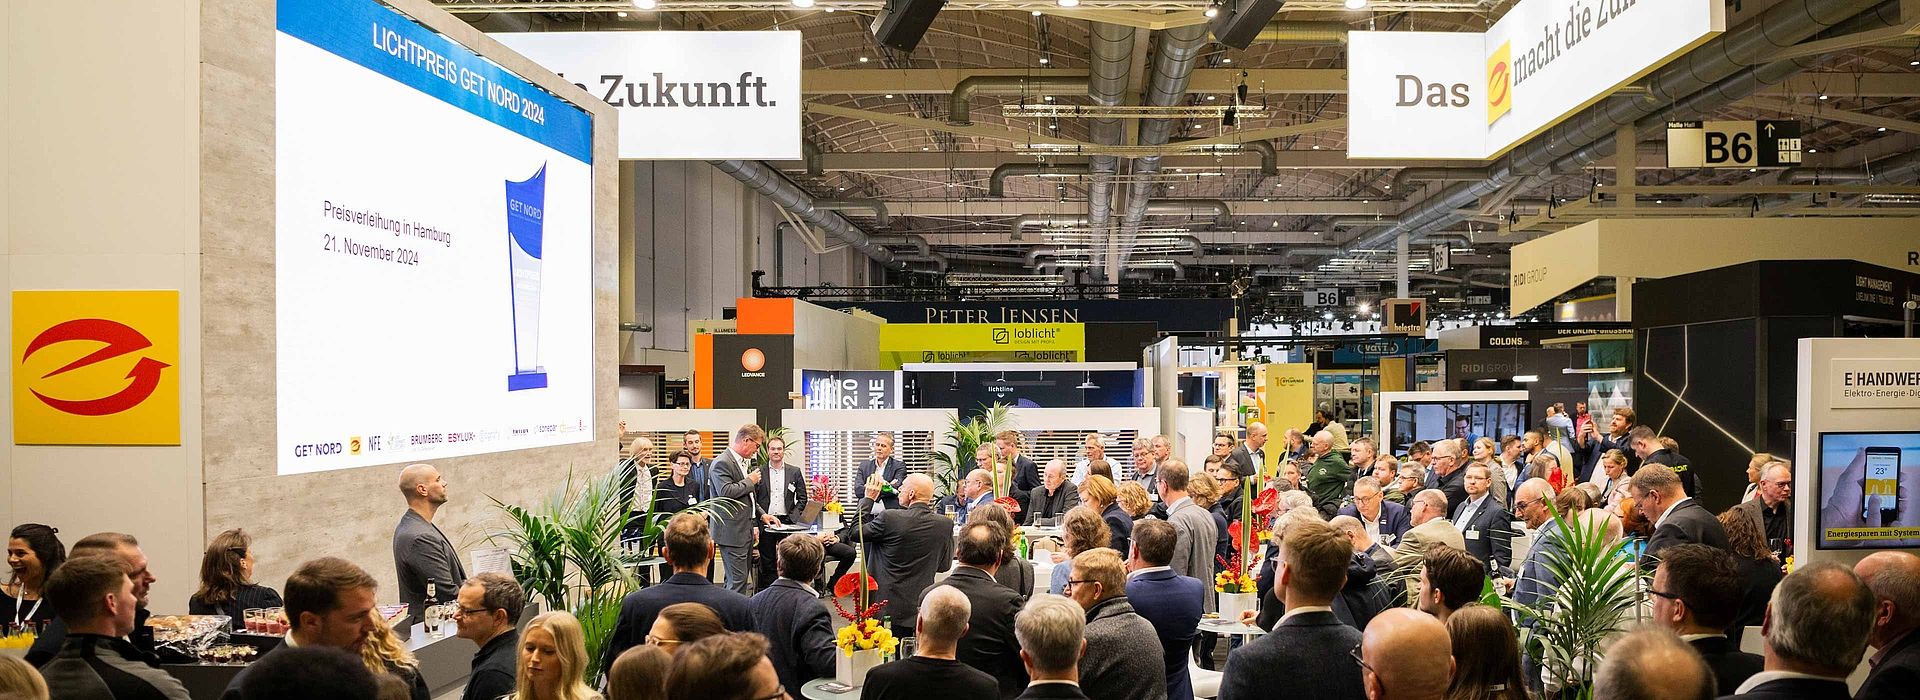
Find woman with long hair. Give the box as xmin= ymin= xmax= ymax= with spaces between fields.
xmin=189 ymin=528 xmax=283 ymax=622
xmin=3 ymin=524 xmax=63 ymax=631
xmin=1720 ymin=505 xmax=1783 ymax=640
xmin=967 ymin=503 xmax=1034 ymax=597
xmin=647 ymin=602 xmax=726 ymax=657
xmin=1078 ymin=475 xmax=1130 ymax=556
xmin=513 ymin=611 xmax=603 ymax=700
xmin=1445 ymin=605 xmax=1530 ymax=700
xmin=360 ymin=608 xmax=429 ymax=700
xmin=1048 ymin=506 xmax=1112 ymax=595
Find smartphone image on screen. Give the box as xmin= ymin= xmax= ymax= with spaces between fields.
xmin=1864 ymin=447 xmax=1901 ymax=521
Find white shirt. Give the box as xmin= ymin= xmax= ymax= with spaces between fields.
xmin=768 ymin=463 xmax=788 ymax=517
xmin=1127 ymin=566 xmax=1172 ymax=580
xmin=1655 ymin=496 xmax=1693 ymax=529
xmin=1733 ymin=670 xmax=1848 ymax=695
xmin=1072 ymin=459 xmax=1091 ymax=485
xmin=1279 ymin=604 xmax=1334 ymax=624
xmin=1679 ymin=633 xmax=1725 ymax=642
xmin=1457 ymin=494 xmax=1491 ymax=527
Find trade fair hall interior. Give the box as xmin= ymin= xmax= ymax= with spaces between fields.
xmin=6 ymin=0 xmax=1920 ymax=699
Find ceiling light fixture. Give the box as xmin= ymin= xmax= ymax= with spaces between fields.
xmin=1039 ymin=56 xmax=1051 ymax=64
xmin=1222 ymin=57 xmax=1233 ymax=64
xmin=1818 ymin=93 xmax=1829 ymax=100
xmin=616 ymin=10 xmax=629 ymax=16
xmin=884 ymin=93 xmax=894 ymax=98
xmin=858 ymin=56 xmax=869 ymax=63
xmin=1880 ymin=126 xmax=1889 ymax=132
xmin=1057 ymin=0 xmax=1079 ymax=7
xmin=1344 ymin=0 xmax=1370 ymax=9
xmin=631 ymin=0 xmax=656 ymax=9
xmin=1203 ymin=4 xmax=1220 ymax=18
xmin=792 ymin=0 xmax=814 ymax=7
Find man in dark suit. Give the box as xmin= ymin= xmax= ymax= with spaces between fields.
xmin=1429 ymin=440 xmax=1470 ymax=517
xmin=848 ymin=473 xmax=954 ymax=640
xmin=753 ymin=436 xmax=815 ymax=588
xmin=1013 ymin=595 xmax=1092 ymax=700
xmin=1337 ymin=477 xmax=1411 ymax=548
xmin=1633 ymin=464 xmax=1729 ymax=567
xmin=939 ymin=521 xmax=1028 ymax=699
xmin=1027 ymin=460 xmax=1081 ymax=522
xmin=998 ymin=431 xmax=1043 ymax=523
xmin=1631 ymin=425 xmax=1701 ymax=497
xmin=603 ymin=512 xmax=753 ymax=678
xmin=1720 ymin=562 xmax=1874 ymax=699
xmin=393 ymin=463 xmax=466 ymax=638
xmin=682 ymin=429 xmax=713 ymax=499
xmin=1593 ymin=629 xmax=1715 ymax=700
xmin=1125 ymin=519 xmax=1204 ymax=700
xmin=1450 ymin=465 xmax=1513 ymax=572
xmin=707 ymin=423 xmax=767 ymax=594
xmin=1225 ymin=422 xmax=1268 ymax=479
xmin=855 ymin=433 xmax=909 ymax=511
xmin=1649 ymin=544 xmax=1762 ymax=693
xmin=1219 ymin=519 xmax=1366 ymax=700
xmin=1855 ymin=551 xmax=1920 ymax=700
xmin=748 ymin=535 xmax=836 ymax=699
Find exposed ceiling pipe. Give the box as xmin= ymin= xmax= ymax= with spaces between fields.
xmin=812 ymin=198 xmax=891 ymax=228
xmin=710 ymin=159 xmax=901 ymax=268
xmin=1338 ymin=0 xmax=1897 ymax=255
xmin=1412 ymin=272 xmax=1508 ymax=289
xmin=1026 ymin=236 xmax=1204 ymax=269
xmin=1255 ymin=21 xmax=1349 ymax=45
xmin=867 ymin=234 xmax=929 ymax=257
xmin=989 ymin=163 xmax=1095 ymax=197
xmin=1086 ymin=22 xmax=1137 ymax=283
xmin=1011 ymin=215 xmax=1090 ymax=241
xmin=1144 ymin=198 xmax=1232 ymax=228
xmin=1108 ymin=24 xmax=1211 ymax=277
xmin=1780 ymin=168 xmax=1878 ymax=184
xmin=1024 ymin=246 xmax=1065 ymax=268
xmin=1171 ymin=137 xmax=1277 ymax=176
xmin=947 ymin=75 xmax=1090 ymax=126
xmin=895 ymin=252 xmax=950 ymax=273
xmin=1388 ymin=167 xmax=1492 ymax=196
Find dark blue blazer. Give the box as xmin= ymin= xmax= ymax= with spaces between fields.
xmin=1450 ymin=496 xmax=1514 ymax=571
xmin=1218 ymin=610 xmax=1365 ymax=700
xmin=938 ymin=566 xmax=1028 ymax=699
xmin=1718 ymin=677 xmax=1851 ymax=700
xmin=603 ymin=571 xmax=753 ymax=677
xmin=1858 ymin=631 xmax=1920 ymax=700
xmin=750 ymin=578 xmax=837 ymax=699
xmin=1125 ymin=569 xmax=1205 ymax=700
xmin=856 ymin=457 xmax=908 ymax=510
xmin=1336 ymin=500 xmax=1411 ymax=547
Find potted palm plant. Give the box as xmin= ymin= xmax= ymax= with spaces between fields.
xmin=928 ymin=403 xmax=1014 ymax=500
xmin=488 ymin=465 xmax=739 ymax=686
xmin=1501 ymin=506 xmax=1648 ymax=699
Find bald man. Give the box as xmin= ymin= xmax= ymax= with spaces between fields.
xmin=393 ymin=464 xmax=464 ymax=637
xmin=1592 ymin=629 xmax=1714 ymax=700
xmin=1361 ymin=609 xmax=1453 ymax=700
xmin=1226 ymin=422 xmax=1269 ymax=479
xmin=849 ymin=473 xmax=955 ymax=639
xmin=1856 ymin=551 xmax=1920 ymax=700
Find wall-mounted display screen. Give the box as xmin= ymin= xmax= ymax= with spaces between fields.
xmin=1815 ymin=432 xmax=1920 ymax=549
xmin=274 ymin=0 xmax=595 ymax=474
xmin=1387 ymin=401 xmax=1531 ymax=456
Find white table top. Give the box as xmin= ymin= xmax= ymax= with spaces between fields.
xmin=802 ymin=679 xmax=862 ymax=699
xmin=1196 ymin=617 xmax=1267 ymax=637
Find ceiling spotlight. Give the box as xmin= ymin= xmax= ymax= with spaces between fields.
xmin=631 ymin=0 xmax=656 ymax=9
xmin=1049 ymin=123 xmax=1058 ymax=129
xmin=792 ymin=0 xmax=814 ymax=7
xmin=884 ymin=93 xmax=894 ymax=98
xmin=1357 ymin=303 xmax=1371 ymax=313
xmin=1032 ymin=9 xmax=1043 ymax=15
xmin=616 ymin=10 xmax=629 ymax=16
xmin=1206 ymin=95 xmax=1217 ymax=101
xmin=1057 ymin=0 xmax=1079 ymax=7
xmin=858 ymin=56 xmax=869 ymax=63
xmin=1044 ymin=95 xmax=1055 ymax=101
xmin=825 ymin=6 xmax=835 ymax=11
xmin=1221 ymin=57 xmax=1233 ymax=64
xmin=1807 ymin=148 xmax=1817 ymax=153
xmin=1312 ymin=144 xmax=1321 ymax=149
xmin=1039 ymin=56 xmax=1051 ymax=64
xmin=1879 ymin=126 xmax=1889 ymax=132
xmin=1818 ymin=93 xmax=1829 ymax=100
xmin=1344 ymin=0 xmax=1370 ymax=8
xmin=1322 ymin=312 xmax=1335 ymax=321
xmin=1203 ymin=4 xmax=1220 ymax=18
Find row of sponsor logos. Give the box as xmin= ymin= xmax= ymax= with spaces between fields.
xmin=290 ymin=418 xmax=588 ymax=458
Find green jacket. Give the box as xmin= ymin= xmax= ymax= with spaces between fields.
xmin=1306 ymin=452 xmax=1352 ymax=516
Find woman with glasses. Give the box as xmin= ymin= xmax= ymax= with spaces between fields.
xmin=188 ymin=528 xmax=283 ymax=624
xmin=1048 ymin=506 xmax=1112 ymax=595
xmin=654 ymin=451 xmax=703 ymax=517
xmin=647 ymin=602 xmax=726 ymax=656
xmin=512 ymin=611 xmax=603 ymax=700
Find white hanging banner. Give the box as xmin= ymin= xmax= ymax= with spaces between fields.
xmin=1349 ymin=0 xmax=1725 ymax=160
xmin=493 ymin=31 xmax=803 ymax=160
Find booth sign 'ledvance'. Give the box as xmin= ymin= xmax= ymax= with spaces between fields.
xmin=877 ymin=323 xmax=1085 ymax=354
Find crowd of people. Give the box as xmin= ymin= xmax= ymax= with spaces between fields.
xmin=2 ymin=408 xmax=1916 ymax=700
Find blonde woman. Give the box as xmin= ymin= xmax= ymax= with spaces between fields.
xmin=359 ymin=609 xmax=428 ymax=700
xmin=1116 ymin=481 xmax=1152 ymax=521
xmin=0 ymin=654 xmax=47 ymax=700
xmin=1078 ymin=475 xmax=1130 ymax=555
xmin=513 ymin=611 xmax=603 ymax=700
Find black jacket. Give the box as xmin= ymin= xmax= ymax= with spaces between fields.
xmin=849 ymin=501 xmax=955 ymax=627
xmin=1016 ymin=682 xmax=1092 ymax=700
xmin=1452 ymin=495 xmax=1515 ymax=571
xmin=1218 ymin=610 xmax=1365 ymax=700
xmin=856 ymin=457 xmax=909 ymax=510
xmin=1717 ymin=676 xmax=1850 ymax=700
xmin=1642 ymin=499 xmax=1730 ymax=567
xmin=754 ymin=464 xmax=809 ymax=520
xmin=1643 ymin=448 xmax=1701 ymax=497
xmin=1688 ymin=635 xmax=1761 ymax=697
xmin=188 ymin=583 xmax=285 ymax=624
xmin=27 ymin=608 xmax=153 ymax=667
xmin=750 ymin=579 xmax=837 ymax=699
xmin=41 ymin=633 xmax=189 ymax=700
xmin=940 ymin=566 xmax=1028 ymax=699
xmin=603 ymin=571 xmax=753 ymax=677
xmin=1859 ymin=631 xmax=1920 ymax=700
xmin=1009 ymin=456 xmax=1043 ymax=522
xmin=462 ymin=629 xmax=518 ymax=700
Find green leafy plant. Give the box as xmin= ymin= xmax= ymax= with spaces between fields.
xmin=487 ymin=465 xmax=740 ymax=686
xmin=1501 ymin=505 xmax=1648 ymax=699
xmin=928 ymin=403 xmax=1015 ymax=499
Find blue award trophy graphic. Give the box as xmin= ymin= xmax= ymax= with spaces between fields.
xmin=505 ymin=164 xmax=549 ymax=391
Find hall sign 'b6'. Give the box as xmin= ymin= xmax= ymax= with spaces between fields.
xmin=1349 ymin=0 xmax=1725 ymax=160
xmin=1666 ymin=120 xmax=1803 ymax=169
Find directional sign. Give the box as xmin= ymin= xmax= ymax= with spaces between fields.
xmin=1303 ymin=288 xmax=1341 ymax=307
xmin=1666 ymin=120 xmax=1802 ymax=168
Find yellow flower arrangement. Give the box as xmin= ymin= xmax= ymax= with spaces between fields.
xmin=1215 ymin=567 xmax=1254 ymax=594
xmin=823 ymin=501 xmax=844 ymax=514
xmin=835 ymin=618 xmax=900 ymax=656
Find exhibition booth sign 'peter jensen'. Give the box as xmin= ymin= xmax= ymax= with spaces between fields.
xmin=275 ymin=0 xmax=596 ymax=475
xmin=1348 ymin=0 xmax=1726 ymax=160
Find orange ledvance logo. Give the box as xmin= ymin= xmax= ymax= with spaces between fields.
xmin=741 ymin=348 xmax=766 ymax=372
xmin=12 ymin=290 xmax=180 ymax=446
xmin=1487 ymin=41 xmax=1513 ymax=125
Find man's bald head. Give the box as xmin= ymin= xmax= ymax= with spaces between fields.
xmin=1362 ymin=608 xmax=1453 ymax=700
xmin=1312 ymin=431 xmax=1333 ymax=452
xmin=917 ymin=585 xmax=972 ymax=647
xmin=1856 ymin=551 xmax=1920 ymax=647
xmin=1593 ymin=629 xmax=1714 ymax=700
xmin=901 ymin=474 xmax=935 ymax=505
xmin=398 ymin=464 xmax=447 ymax=506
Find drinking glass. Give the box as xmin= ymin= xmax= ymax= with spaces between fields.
xmin=897 ymin=636 xmax=916 ymax=661
xmin=423 ymin=605 xmax=443 ymax=637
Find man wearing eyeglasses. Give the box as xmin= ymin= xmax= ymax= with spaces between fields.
xmin=708 ymin=423 xmax=769 ymax=594
xmin=1751 ymin=461 xmax=1793 ymax=561
xmin=1646 ymin=544 xmax=1762 ymax=694
xmin=1428 ymin=440 xmax=1470 ymax=518
xmin=1631 ymin=464 xmax=1728 ymax=568
xmin=1507 ymin=478 xmax=1562 ymax=696
xmin=453 ymin=573 xmax=524 ymax=700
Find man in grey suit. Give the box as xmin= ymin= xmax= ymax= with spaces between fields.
xmin=1066 ymin=548 xmax=1167 ymax=700
xmin=1225 ymin=422 xmax=1268 ymax=479
xmin=1219 ymin=519 xmax=1365 ymax=700
xmin=1509 ymin=478 xmax=1563 ymax=693
xmin=849 ymin=473 xmax=955 ymax=639
xmin=1159 ymin=462 xmax=1218 ymax=612
xmin=1632 ymin=463 xmax=1728 ymax=567
xmin=393 ymin=463 xmax=465 ymax=638
xmin=706 ymin=423 xmax=767 ymax=594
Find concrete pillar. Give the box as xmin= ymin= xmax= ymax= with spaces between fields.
xmin=1396 ymin=231 xmax=1411 ymax=298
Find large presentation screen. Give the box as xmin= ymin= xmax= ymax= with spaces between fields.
xmin=275 ymin=0 xmax=595 ymax=474
xmin=1387 ymin=401 xmax=1530 ymax=456
xmin=1815 ymin=432 xmax=1920 ymax=550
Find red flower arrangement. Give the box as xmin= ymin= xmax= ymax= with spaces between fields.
xmin=993 ymin=495 xmax=1023 ymax=514
xmin=831 ymin=573 xmax=887 ymax=619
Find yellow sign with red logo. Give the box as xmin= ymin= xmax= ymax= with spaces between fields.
xmin=1486 ymin=41 xmax=1512 ymax=125
xmin=12 ymin=290 xmax=180 ymax=445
